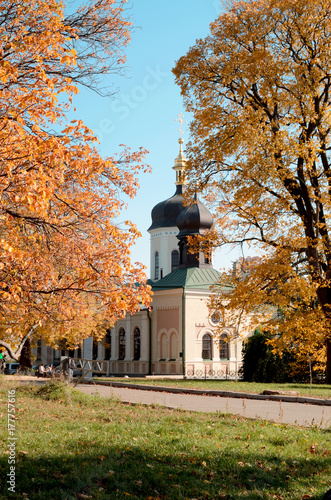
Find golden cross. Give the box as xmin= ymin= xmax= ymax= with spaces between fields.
xmin=175 ymin=113 xmax=186 ymax=138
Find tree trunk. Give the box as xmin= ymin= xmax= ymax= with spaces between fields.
xmin=316 ymin=286 xmax=331 ymax=383
xmin=326 ymin=338 xmax=331 ymax=385
xmin=0 ymin=324 xmax=39 ymax=361
xmin=20 ymin=337 xmax=33 ymax=370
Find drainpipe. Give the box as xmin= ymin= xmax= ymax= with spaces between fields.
xmin=147 ymin=308 xmax=152 ymax=375
xmin=182 ymin=287 xmax=185 ymax=377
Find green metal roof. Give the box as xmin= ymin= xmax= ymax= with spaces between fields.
xmin=152 ymin=267 xmax=223 ymax=291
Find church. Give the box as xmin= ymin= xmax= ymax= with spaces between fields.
xmin=33 ymin=139 xmax=250 ymax=377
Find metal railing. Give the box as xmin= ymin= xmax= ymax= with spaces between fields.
xmin=64 ymin=358 xmax=109 ymax=386
xmin=185 ymin=367 xmax=241 ymax=380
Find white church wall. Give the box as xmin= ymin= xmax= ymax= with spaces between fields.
xmin=149 ymin=228 xmax=179 ymax=280
xmin=183 ymin=290 xmax=246 ymax=377
xmin=102 ymin=309 xmax=150 ymax=375
xmin=183 ymin=290 xmax=212 ymax=363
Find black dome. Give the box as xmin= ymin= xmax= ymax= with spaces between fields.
xmin=176 ymin=197 xmax=213 ymax=237
xmin=148 ymin=185 xmax=186 ymax=231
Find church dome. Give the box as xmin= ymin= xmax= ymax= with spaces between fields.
xmin=176 ymin=195 xmax=213 ymax=237
xmin=148 ymin=185 xmax=186 ymax=231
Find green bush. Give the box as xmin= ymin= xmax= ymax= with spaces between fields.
xmin=240 ymin=331 xmax=291 ymax=383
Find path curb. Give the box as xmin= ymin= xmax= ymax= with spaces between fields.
xmin=82 ymin=380 xmax=331 ymax=407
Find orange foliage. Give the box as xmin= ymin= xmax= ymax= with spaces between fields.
xmin=209 ymin=252 xmax=326 ymax=372
xmin=174 ymin=0 xmax=331 ymax=380
xmin=0 ymin=0 xmax=151 ymax=359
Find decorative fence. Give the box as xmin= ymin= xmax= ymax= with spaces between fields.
xmin=185 ymin=367 xmax=241 ymax=380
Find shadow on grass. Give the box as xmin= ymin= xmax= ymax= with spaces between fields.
xmin=1 ymin=443 xmax=329 ymax=500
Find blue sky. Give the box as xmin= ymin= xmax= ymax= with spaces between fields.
xmin=73 ymin=0 xmax=246 ymax=276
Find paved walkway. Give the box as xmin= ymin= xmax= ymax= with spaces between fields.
xmin=5 ymin=376 xmax=330 ymax=428
xmin=78 ymin=383 xmax=331 ymax=428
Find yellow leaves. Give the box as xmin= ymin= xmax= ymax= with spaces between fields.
xmin=60 ymin=55 xmax=76 ymax=66
xmin=209 ymin=249 xmax=327 ymax=373
xmin=0 ymin=0 xmax=151 ymax=355
xmin=174 ymin=0 xmax=331 ymax=305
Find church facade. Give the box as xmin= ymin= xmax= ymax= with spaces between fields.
xmin=33 ymin=139 xmax=250 ymax=377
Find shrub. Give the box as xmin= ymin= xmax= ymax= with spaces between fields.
xmin=240 ymin=331 xmax=291 ymax=383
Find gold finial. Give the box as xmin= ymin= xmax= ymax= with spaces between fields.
xmin=175 ymin=112 xmax=186 ymax=139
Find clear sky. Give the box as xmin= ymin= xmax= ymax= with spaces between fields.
xmin=73 ymin=0 xmax=246 ymax=277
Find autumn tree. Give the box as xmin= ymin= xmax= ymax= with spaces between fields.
xmin=210 ymin=253 xmax=327 ymax=379
xmin=0 ymin=0 xmax=151 ymax=361
xmin=173 ymin=0 xmax=331 ymax=381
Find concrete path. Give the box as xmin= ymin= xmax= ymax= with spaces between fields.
xmin=78 ymin=383 xmax=331 ymax=428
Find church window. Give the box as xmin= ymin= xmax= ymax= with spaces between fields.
xmin=92 ymin=339 xmax=98 ymax=360
xmin=179 ymin=241 xmax=185 ymax=265
xmin=171 ymin=250 xmax=179 ymax=272
xmin=155 ymin=252 xmax=159 ymax=280
xmin=210 ymin=312 xmax=220 ymax=325
xmin=160 ymin=333 xmax=167 ymax=359
xmin=104 ymin=329 xmax=111 ymax=360
xmin=133 ymin=327 xmax=141 ymax=360
xmin=219 ymin=335 xmax=229 ymax=360
xmin=169 ymin=332 xmax=177 ymax=359
xmin=119 ymin=328 xmax=126 ymax=360
xmin=202 ymin=334 xmax=212 ymax=360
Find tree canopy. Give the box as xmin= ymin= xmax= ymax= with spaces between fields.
xmin=0 ymin=0 xmax=151 ymax=360
xmin=173 ymin=0 xmax=331 ymax=381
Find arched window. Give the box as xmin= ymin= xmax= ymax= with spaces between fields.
xmin=133 ymin=327 xmax=141 ymax=360
xmin=204 ymin=252 xmax=211 ymax=264
xmin=104 ymin=329 xmax=111 ymax=360
xmin=169 ymin=332 xmax=177 ymax=359
xmin=92 ymin=339 xmax=98 ymax=360
xmin=202 ymin=334 xmax=212 ymax=360
xmin=119 ymin=328 xmax=126 ymax=360
xmin=155 ymin=252 xmax=159 ymax=280
xmin=219 ymin=335 xmax=229 ymax=360
xmin=171 ymin=250 xmax=179 ymax=272
xmin=160 ymin=333 xmax=167 ymax=359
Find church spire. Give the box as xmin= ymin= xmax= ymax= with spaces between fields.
xmin=173 ymin=113 xmax=187 ymax=187
xmin=173 ymin=137 xmax=187 ymax=187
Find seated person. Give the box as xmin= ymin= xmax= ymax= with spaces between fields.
xmin=38 ymin=363 xmax=46 ymax=377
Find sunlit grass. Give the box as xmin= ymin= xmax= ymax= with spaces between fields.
xmin=0 ymin=380 xmax=329 ymax=499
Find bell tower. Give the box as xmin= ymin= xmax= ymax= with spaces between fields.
xmin=147 ymin=138 xmax=187 ymax=280
xmin=176 ymin=193 xmax=213 ymax=269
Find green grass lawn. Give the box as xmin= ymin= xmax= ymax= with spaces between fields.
xmin=99 ymin=378 xmax=331 ymax=400
xmin=0 ymin=379 xmax=330 ymax=500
